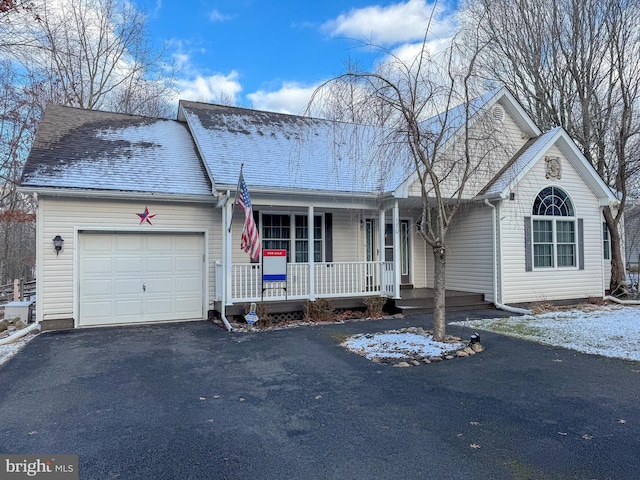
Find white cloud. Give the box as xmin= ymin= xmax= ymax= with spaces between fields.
xmin=322 ymin=0 xmax=455 ymax=47
xmin=176 ymin=71 xmax=242 ymax=104
xmin=208 ymin=9 xmax=233 ymax=22
xmin=247 ymin=82 xmax=320 ymax=114
xmin=171 ymin=52 xmax=190 ymax=71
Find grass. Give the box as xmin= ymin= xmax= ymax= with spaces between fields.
xmin=480 ymin=318 xmax=546 ymax=338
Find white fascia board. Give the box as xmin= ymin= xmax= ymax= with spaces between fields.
xmin=498 ymin=89 xmax=542 ymax=138
xmin=498 ymin=128 xmax=618 ymax=206
xmin=500 ymin=129 xmax=560 ymax=195
xmin=17 ymin=186 xmax=216 ymax=204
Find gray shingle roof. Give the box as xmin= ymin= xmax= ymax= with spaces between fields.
xmin=20 ymin=105 xmax=212 ymax=197
xmin=179 ymin=101 xmax=412 ymax=195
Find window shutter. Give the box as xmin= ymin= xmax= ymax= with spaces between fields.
xmin=578 ymin=218 xmax=584 ymax=270
xmin=524 ymin=216 xmax=532 ymax=272
xmin=325 ymin=213 xmax=333 ymax=262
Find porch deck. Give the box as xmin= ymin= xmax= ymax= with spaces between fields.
xmin=216 ymin=288 xmax=491 ymax=321
xmin=393 ymin=288 xmax=491 ymax=315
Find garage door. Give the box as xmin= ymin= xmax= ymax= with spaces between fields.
xmin=79 ymin=232 xmax=205 ymax=327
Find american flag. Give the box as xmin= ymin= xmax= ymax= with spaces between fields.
xmin=237 ymin=172 xmax=261 ymax=261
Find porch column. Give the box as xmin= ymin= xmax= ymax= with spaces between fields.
xmin=378 ymin=209 xmax=385 ymax=293
xmin=308 ymin=205 xmax=315 ymax=300
xmin=224 ymin=199 xmax=233 ymax=306
xmin=393 ymin=200 xmax=401 ymax=299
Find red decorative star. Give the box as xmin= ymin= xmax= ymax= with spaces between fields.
xmin=137 ymin=207 xmax=156 ymax=225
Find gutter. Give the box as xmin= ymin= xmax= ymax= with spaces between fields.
xmin=17 ymin=187 xmax=215 ymax=204
xmin=485 ymin=199 xmax=532 ymax=315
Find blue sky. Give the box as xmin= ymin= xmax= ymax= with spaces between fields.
xmin=140 ymin=0 xmax=458 ymax=113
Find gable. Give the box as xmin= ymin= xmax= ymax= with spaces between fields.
xmin=481 ymin=127 xmax=616 ymax=206
xmin=405 ymin=89 xmax=537 ymax=199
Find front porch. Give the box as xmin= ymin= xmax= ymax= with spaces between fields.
xmin=222 ymin=261 xmax=396 ymax=303
xmin=214 ymin=256 xmax=490 ymax=319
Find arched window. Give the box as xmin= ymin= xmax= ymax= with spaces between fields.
xmin=531 ymin=187 xmax=576 ymax=268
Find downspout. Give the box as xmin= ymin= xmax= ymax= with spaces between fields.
xmin=0 ymin=323 xmax=40 ymax=346
xmin=219 ymin=193 xmax=233 ymax=332
xmin=485 ymin=199 xmax=532 ymax=315
xmin=603 ymin=296 xmax=640 ymax=305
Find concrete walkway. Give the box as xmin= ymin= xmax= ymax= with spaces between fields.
xmin=1 ymin=311 xmax=639 ymax=479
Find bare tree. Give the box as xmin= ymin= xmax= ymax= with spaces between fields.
xmin=0 ymin=59 xmax=39 ymax=282
xmin=309 ymin=26 xmax=504 ymax=339
xmin=0 ymin=0 xmax=175 ymax=283
xmin=462 ymin=0 xmax=640 ymax=295
xmin=5 ymin=0 xmax=174 ymax=116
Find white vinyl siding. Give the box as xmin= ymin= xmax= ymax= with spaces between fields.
xmin=328 ymin=210 xmax=360 ymax=262
xmin=442 ymin=204 xmax=494 ymax=300
xmin=500 ymin=145 xmax=605 ymax=303
xmin=36 ymin=197 xmax=218 ymax=325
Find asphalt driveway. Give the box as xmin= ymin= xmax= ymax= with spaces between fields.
xmin=1 ymin=312 xmax=640 ymax=479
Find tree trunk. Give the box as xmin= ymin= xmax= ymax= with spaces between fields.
xmin=604 ymin=208 xmax=626 ymax=295
xmin=432 ymin=246 xmax=447 ymax=341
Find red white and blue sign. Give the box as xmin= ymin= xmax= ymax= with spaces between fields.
xmin=263 ymin=249 xmax=287 ymax=282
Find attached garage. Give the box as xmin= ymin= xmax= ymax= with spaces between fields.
xmin=78 ymin=232 xmax=205 ymax=327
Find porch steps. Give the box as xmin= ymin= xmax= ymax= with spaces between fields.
xmin=393 ymin=292 xmax=491 ymax=316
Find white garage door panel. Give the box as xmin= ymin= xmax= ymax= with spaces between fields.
xmin=79 ymin=233 xmax=205 ymax=327
xmin=177 ymin=255 xmax=202 ymax=271
xmin=115 ymin=235 xmax=143 ymax=251
xmin=115 ymin=256 xmax=144 ymax=273
xmin=83 ymin=257 xmax=113 ymax=275
xmin=82 ymin=278 xmax=113 ymax=296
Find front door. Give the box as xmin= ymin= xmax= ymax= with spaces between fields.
xmin=366 ymin=218 xmax=411 ymax=285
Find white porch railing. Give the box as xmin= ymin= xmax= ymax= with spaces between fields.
xmin=228 ymin=261 xmax=394 ymax=303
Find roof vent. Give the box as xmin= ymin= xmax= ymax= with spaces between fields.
xmin=492 ymin=105 xmax=505 ymax=124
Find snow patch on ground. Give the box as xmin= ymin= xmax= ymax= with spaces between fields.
xmin=342 ymin=331 xmax=466 ymax=361
xmin=451 ymin=305 xmax=640 ymax=361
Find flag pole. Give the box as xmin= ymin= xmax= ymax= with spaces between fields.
xmin=228 ymin=163 xmax=244 ymax=233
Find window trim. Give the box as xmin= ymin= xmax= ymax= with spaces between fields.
xmin=530 ymin=187 xmax=578 ymax=270
xmin=603 ymin=222 xmax=611 ymax=260
xmin=260 ymin=212 xmax=325 ymax=263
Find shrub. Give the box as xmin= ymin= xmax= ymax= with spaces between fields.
xmin=304 ymin=298 xmax=336 ymax=322
xmin=363 ymin=296 xmax=386 ymax=318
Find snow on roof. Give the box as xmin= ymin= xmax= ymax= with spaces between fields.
xmin=20 ymin=105 xmax=211 ymax=197
xmin=179 ymin=101 xmax=412 ymax=195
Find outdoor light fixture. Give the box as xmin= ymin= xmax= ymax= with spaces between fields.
xmin=469 ymin=333 xmax=480 ymax=345
xmin=53 ymin=235 xmax=64 ymax=255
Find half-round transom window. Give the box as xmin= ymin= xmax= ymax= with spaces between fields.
xmin=532 ymin=186 xmax=574 ymax=216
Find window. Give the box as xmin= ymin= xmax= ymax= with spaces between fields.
xmin=262 ymin=213 xmax=323 ymax=262
xmin=531 ymin=187 xmax=576 ymax=268
xmin=603 ymin=222 xmax=611 ymax=260
xmin=295 ymin=215 xmax=322 ymax=263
